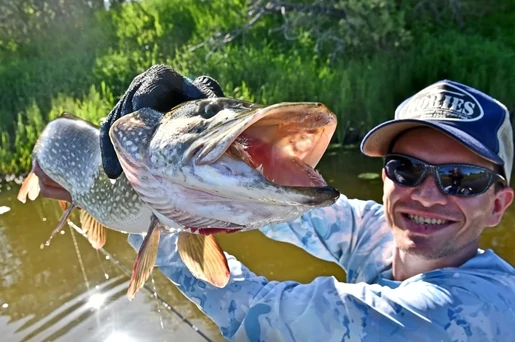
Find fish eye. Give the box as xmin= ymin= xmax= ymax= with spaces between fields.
xmin=202 ymin=102 xmax=223 ymax=119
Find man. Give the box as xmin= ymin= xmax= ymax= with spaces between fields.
xmin=35 ymin=67 xmax=515 ymax=341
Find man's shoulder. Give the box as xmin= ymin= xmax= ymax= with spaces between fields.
xmin=420 ymin=249 xmax=515 ymax=290
xmin=464 ymin=248 xmax=515 ymax=274
xmin=392 ymin=254 xmax=515 ymax=339
xmin=412 ymin=250 xmax=515 ymax=308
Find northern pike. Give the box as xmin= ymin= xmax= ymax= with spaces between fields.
xmin=18 ymin=98 xmax=339 ymax=299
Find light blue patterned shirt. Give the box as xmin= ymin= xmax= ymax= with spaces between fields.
xmin=128 ymin=195 xmax=515 ymax=341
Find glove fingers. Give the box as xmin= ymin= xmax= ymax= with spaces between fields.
xmin=100 ymin=65 xmax=224 ymax=179
xmin=193 ymin=76 xmax=225 ymax=98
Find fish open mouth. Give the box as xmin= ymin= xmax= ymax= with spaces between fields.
xmin=193 ymin=102 xmax=338 ymax=188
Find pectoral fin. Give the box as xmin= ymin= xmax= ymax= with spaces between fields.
xmin=177 ymin=232 xmax=230 ymax=288
xmin=45 ymin=203 xmax=77 ymax=247
xmin=79 ymin=210 xmax=107 ymax=249
xmin=17 ymin=171 xmax=40 ymax=203
xmin=127 ymin=216 xmax=161 ymax=300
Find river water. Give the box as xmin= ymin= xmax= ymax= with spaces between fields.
xmin=0 ymin=149 xmax=514 ymax=342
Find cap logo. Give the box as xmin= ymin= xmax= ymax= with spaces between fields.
xmin=398 ymin=82 xmax=484 ymax=121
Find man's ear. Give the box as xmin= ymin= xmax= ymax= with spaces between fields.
xmin=382 ymin=168 xmax=386 ymax=181
xmin=487 ymin=187 xmax=514 ymax=227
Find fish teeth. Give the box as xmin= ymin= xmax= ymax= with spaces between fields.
xmin=256 ymin=164 xmax=264 ymax=174
xmin=407 ymin=214 xmax=448 ymax=225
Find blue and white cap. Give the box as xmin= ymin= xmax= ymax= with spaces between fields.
xmin=361 ymin=80 xmax=513 ymax=183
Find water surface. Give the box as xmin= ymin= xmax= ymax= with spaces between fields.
xmin=1 ymin=149 xmax=513 ymax=341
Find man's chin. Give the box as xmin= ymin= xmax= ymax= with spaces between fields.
xmin=395 ymin=239 xmax=456 ymax=260
xmin=394 ymin=235 xmax=441 ymax=260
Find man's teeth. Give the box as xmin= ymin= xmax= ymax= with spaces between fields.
xmin=407 ymin=214 xmax=448 ymax=225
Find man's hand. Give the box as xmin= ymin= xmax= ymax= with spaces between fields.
xmin=32 ymin=161 xmax=72 ymax=202
xmin=99 ymin=65 xmax=225 ymax=179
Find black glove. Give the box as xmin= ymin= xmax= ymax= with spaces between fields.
xmin=99 ymin=65 xmax=225 ymax=179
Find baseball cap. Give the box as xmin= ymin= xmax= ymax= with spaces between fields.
xmin=360 ymin=79 xmax=514 ymax=184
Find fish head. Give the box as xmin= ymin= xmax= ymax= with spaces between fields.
xmin=110 ymin=98 xmax=340 ymax=228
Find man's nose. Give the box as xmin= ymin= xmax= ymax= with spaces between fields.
xmin=410 ymin=174 xmax=448 ymax=206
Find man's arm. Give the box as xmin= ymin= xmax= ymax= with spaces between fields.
xmin=129 ymin=233 xmax=505 ymax=342
xmin=259 ymin=195 xmax=394 ymax=283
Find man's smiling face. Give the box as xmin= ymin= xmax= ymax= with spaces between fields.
xmin=382 ymin=127 xmax=512 ymax=260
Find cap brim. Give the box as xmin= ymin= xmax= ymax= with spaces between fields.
xmin=360 ymin=119 xmax=504 ymax=166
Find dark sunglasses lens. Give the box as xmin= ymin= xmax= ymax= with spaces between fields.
xmin=385 ymin=156 xmax=425 ymax=186
xmin=438 ymin=166 xmax=492 ymax=195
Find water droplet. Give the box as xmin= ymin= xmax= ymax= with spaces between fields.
xmin=42 ymin=217 xmax=47 ymax=221
xmin=105 ymin=256 xmax=110 ymax=260
xmin=0 ymin=206 xmax=10 ymax=215
xmin=60 ymin=230 xmax=65 ymax=235
xmin=2 ymin=303 xmax=8 ymax=308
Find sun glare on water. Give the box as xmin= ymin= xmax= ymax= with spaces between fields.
xmin=86 ymin=293 xmax=106 ymax=310
xmin=105 ymin=332 xmax=135 ymax=342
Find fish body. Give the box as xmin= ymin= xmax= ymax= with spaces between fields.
xmin=110 ymin=98 xmax=339 ymax=233
xmin=26 ymin=114 xmax=154 ymax=234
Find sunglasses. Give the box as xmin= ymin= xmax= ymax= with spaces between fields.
xmin=384 ymin=154 xmax=507 ymax=196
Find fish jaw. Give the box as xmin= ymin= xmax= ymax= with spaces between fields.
xmin=147 ymin=99 xmax=339 ymax=206
xmin=160 ymin=153 xmax=339 ymax=206
xmin=134 ymin=162 xmax=338 ymax=228
xmin=188 ymin=101 xmax=337 ymax=169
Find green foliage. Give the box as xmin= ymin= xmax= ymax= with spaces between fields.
xmin=0 ymin=85 xmax=113 ymax=175
xmin=0 ymin=0 xmax=514 ymax=176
